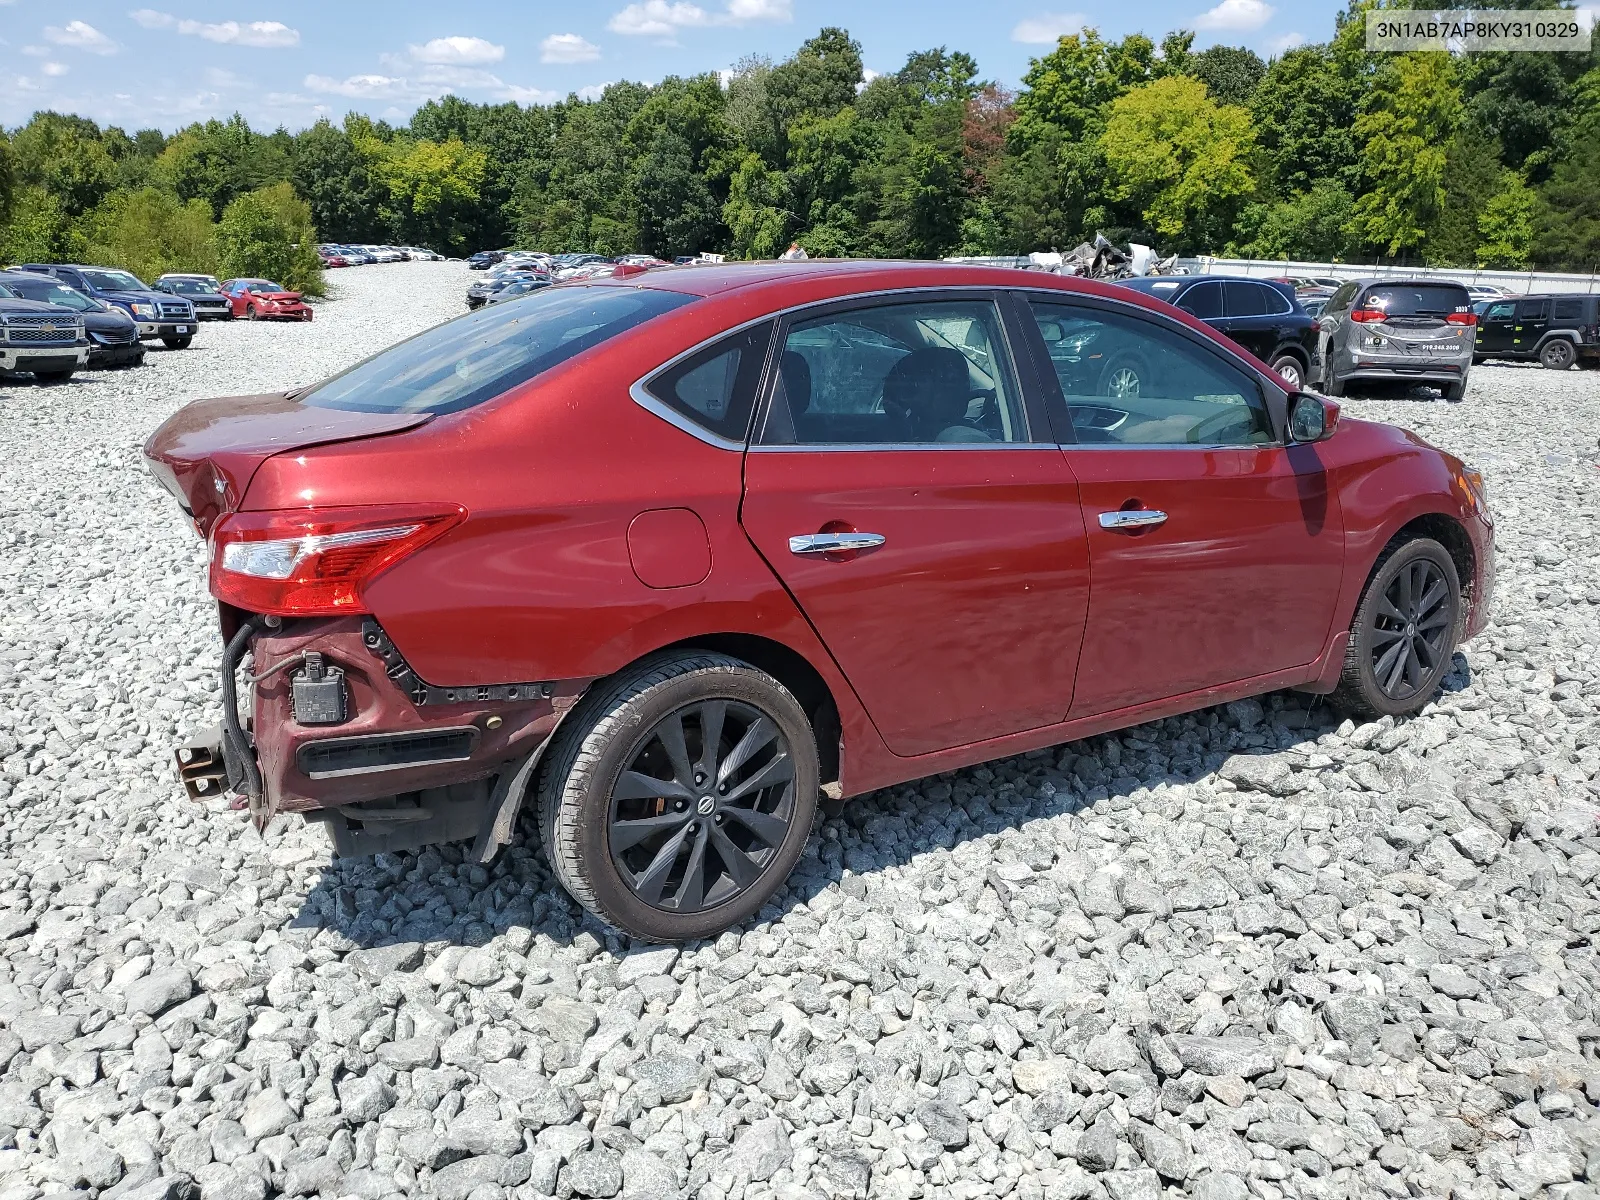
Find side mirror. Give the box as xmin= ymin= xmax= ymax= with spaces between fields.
xmin=1287 ymin=391 xmax=1339 ymax=443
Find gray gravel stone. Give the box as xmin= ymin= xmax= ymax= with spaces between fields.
xmin=122 ymin=967 xmax=194 ymax=1017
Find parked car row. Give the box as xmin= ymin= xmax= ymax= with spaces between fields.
xmin=319 ymin=244 xmax=444 ymax=268
xmin=462 ymin=250 xmax=672 ymax=308
xmin=0 ymin=262 xmax=321 ymax=382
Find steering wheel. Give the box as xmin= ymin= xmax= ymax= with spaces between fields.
xmin=1187 ymin=407 xmax=1252 ymax=445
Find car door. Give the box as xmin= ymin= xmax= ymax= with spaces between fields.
xmin=1510 ymin=297 xmax=1549 ymax=356
xmin=1020 ymin=295 xmax=1345 ymax=718
xmin=739 ymin=292 xmax=1091 ymax=757
xmin=1218 ymin=280 xmax=1278 ymax=362
xmin=1476 ymin=301 xmax=1517 ymax=355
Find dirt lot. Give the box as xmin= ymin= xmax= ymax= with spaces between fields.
xmin=0 ymin=263 xmax=1597 ymax=1200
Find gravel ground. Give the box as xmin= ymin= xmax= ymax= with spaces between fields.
xmin=0 ymin=262 xmax=1597 ymax=1200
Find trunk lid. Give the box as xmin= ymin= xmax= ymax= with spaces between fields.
xmin=143 ymin=392 xmax=431 ymax=535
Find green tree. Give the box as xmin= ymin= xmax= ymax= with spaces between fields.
xmin=1349 ymin=52 xmax=1460 ymax=256
xmin=0 ymin=186 xmax=81 ymax=264
xmin=1012 ymin=29 xmax=1165 ymax=143
xmin=1250 ymin=45 xmax=1363 ymax=197
xmin=1186 ymin=45 xmax=1266 ymax=107
xmin=217 ymin=183 xmax=324 ymax=294
xmin=293 ymin=118 xmax=387 ymax=243
xmin=360 ymin=135 xmax=488 ymax=254
xmin=11 ymin=113 xmax=118 ymax=217
xmin=1426 ymin=130 xmax=1504 ymax=267
xmin=157 ymin=115 xmax=290 ymax=218
xmin=722 ymin=154 xmax=793 ymax=258
xmin=81 ymin=188 xmax=218 ymax=280
xmin=1229 ymin=181 xmax=1357 ymax=260
xmin=0 ymin=132 xmax=14 ymax=231
xmin=766 ymin=28 xmax=864 ymax=136
xmin=1477 ymin=172 xmax=1541 ymax=268
xmin=1100 ymin=75 xmax=1257 ymax=250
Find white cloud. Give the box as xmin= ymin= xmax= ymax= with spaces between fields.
xmin=45 ymin=21 xmax=118 ymax=54
xmin=130 ymin=11 xmax=299 ymax=47
xmin=541 ymin=33 xmax=601 ymax=63
xmin=21 ymin=44 xmax=47 ymax=57
xmin=1193 ymin=0 xmax=1275 ymax=32
xmin=409 ymin=35 xmax=505 ymax=65
xmin=204 ymin=66 xmax=248 ymax=87
xmin=305 ymin=72 xmax=407 ymax=99
xmin=576 ymin=83 xmax=609 ymax=101
xmin=41 ymin=61 xmax=69 ymax=76
xmin=1267 ymin=31 xmax=1305 ymax=54
xmin=305 ymin=64 xmax=559 ymax=107
xmin=1011 ymin=12 xmax=1089 ymax=44
xmin=609 ymin=0 xmax=790 ymax=37
xmin=501 ymin=83 xmax=562 ymax=103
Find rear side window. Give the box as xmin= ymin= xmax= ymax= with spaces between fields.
xmin=1551 ymin=298 xmax=1583 ymax=322
xmin=643 ymin=321 xmax=773 ymax=443
xmin=303 ymin=286 xmax=694 ymax=415
xmin=1361 ymin=284 xmax=1471 ymax=317
xmin=1517 ymin=298 xmax=1549 ymax=321
xmin=1175 ymin=282 xmax=1223 ymax=319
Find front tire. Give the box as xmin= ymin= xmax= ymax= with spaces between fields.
xmin=537 ymin=652 xmax=819 ymax=942
xmin=1540 ymin=339 xmax=1575 ymax=370
xmin=247 ymin=305 xmax=260 ymax=321
xmin=1332 ymin=538 xmax=1461 ymax=719
xmin=162 ymin=336 xmax=192 ymax=350
xmin=33 ymin=369 xmax=74 ymax=383
xmin=1098 ymin=354 xmax=1148 ymax=400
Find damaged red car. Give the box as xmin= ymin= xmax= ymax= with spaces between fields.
xmin=145 ymin=261 xmax=1495 ymax=942
xmin=222 ymin=278 xmax=313 ymax=321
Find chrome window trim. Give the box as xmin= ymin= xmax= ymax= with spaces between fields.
xmin=749 ymin=441 xmax=1060 ymax=454
xmin=630 ymin=280 xmax=1289 ymax=449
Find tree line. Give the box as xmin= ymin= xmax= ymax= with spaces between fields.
xmin=1 ymin=2 xmax=1597 ymax=282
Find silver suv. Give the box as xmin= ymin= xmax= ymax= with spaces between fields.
xmin=1317 ymin=279 xmax=1475 ymax=401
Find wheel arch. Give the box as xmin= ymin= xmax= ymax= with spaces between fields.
xmin=650 ymin=632 xmax=842 ymax=786
xmin=1370 ymin=512 xmax=1476 ymax=638
xmin=1270 ymin=342 xmax=1309 ymax=373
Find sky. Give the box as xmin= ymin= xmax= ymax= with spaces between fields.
xmin=1 ymin=0 xmax=1350 ymax=133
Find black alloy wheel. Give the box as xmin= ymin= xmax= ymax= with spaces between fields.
xmin=1541 ymin=340 xmax=1576 ymax=370
xmin=608 ymin=700 xmax=797 ymax=914
xmin=1369 ymin=557 xmax=1454 ymax=700
xmin=537 ymin=651 xmax=819 ymax=941
xmin=1333 ymin=537 xmax=1461 ymax=718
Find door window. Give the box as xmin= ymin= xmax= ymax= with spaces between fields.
xmin=1175 ymin=282 xmax=1223 ymax=319
xmin=1222 ymin=281 xmax=1267 ymax=317
xmin=1484 ymin=302 xmax=1515 ymax=321
xmin=643 ymin=321 xmax=773 ymax=442
xmin=1516 ymin=298 xmax=1549 ymax=321
xmin=1029 ymin=300 xmax=1273 ymax=447
xmin=760 ymin=298 xmax=1025 ymax=445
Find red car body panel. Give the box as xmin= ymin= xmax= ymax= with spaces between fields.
xmin=144 ymin=261 xmax=1495 ymax=818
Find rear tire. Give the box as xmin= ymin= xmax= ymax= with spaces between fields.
xmin=1441 ymin=378 xmax=1465 ymax=401
xmin=537 ymin=652 xmax=819 ymax=942
xmin=32 ymin=369 xmax=74 ymax=383
xmin=1098 ymin=353 xmax=1149 ymax=400
xmin=1269 ymin=353 xmax=1305 ymax=390
xmin=1331 ymin=538 xmax=1461 ymax=720
xmin=1323 ymin=370 xmax=1346 ymax=398
xmin=1540 ymin=339 xmax=1576 ymax=370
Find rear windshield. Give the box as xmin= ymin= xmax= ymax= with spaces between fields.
xmin=1361 ymin=284 xmax=1470 ymax=318
xmin=302 ymin=285 xmax=694 ymax=415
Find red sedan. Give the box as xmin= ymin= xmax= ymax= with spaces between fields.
xmin=222 ymin=278 xmax=313 ymax=321
xmin=145 ymin=262 xmax=1494 ymax=941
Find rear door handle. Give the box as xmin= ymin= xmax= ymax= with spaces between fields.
xmin=1098 ymin=510 xmax=1167 ymax=531
xmin=789 ymin=532 xmax=886 ymax=555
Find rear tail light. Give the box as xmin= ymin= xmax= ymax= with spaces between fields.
xmin=1446 ymin=312 xmax=1477 ymax=326
xmin=1309 ymin=319 xmax=1321 ymax=333
xmin=210 ymin=504 xmax=466 ymax=616
xmin=1348 ymin=308 xmax=1385 ymax=323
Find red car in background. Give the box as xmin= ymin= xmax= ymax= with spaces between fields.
xmin=319 ymin=251 xmax=350 ymax=269
xmin=146 ymin=262 xmax=1494 ymax=942
xmin=222 ymin=278 xmax=313 ymax=321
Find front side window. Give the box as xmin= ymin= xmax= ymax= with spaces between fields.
xmin=1484 ymin=302 xmax=1515 ymax=321
xmin=303 ymin=285 xmax=695 ymax=415
xmin=644 ymin=321 xmax=772 ymax=442
xmin=761 ymin=298 xmax=1025 ymax=445
xmin=1029 ymin=299 xmax=1273 ymax=447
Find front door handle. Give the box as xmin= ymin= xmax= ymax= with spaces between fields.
xmin=1098 ymin=509 xmax=1168 ymax=531
xmin=789 ymin=532 xmax=886 ymax=555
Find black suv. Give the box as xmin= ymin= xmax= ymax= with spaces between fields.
xmin=1475 ymin=293 xmax=1600 ymax=370
xmin=14 ymin=264 xmax=196 ymax=348
xmin=1117 ymin=275 xmax=1321 ymax=389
